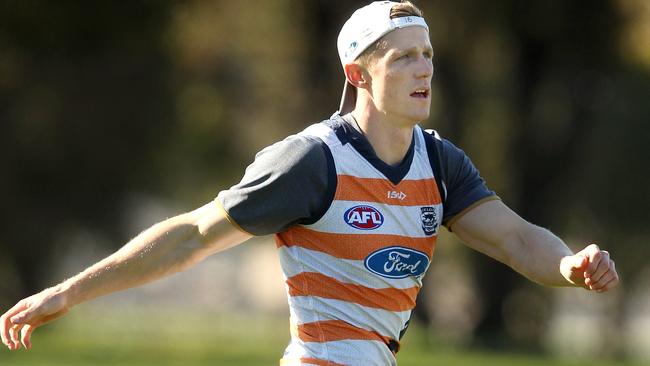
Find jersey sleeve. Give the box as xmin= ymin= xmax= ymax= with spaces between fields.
xmin=440 ymin=138 xmax=499 ymax=228
xmin=216 ymin=134 xmax=335 ymax=236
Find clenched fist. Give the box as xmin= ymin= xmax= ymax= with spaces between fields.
xmin=560 ymin=244 xmax=619 ymax=292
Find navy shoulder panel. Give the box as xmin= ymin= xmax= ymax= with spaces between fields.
xmin=422 ymin=129 xmax=448 ymax=205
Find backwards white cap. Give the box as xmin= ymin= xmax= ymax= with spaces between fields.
xmin=336 ymin=1 xmax=429 ymax=114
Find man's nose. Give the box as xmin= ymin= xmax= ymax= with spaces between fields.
xmin=415 ymin=57 xmax=433 ymax=79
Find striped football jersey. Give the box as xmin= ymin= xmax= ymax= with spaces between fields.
xmin=277 ymin=121 xmax=443 ymax=366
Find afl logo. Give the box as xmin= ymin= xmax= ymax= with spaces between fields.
xmin=364 ymin=246 xmax=429 ymax=279
xmin=344 ymin=205 xmax=384 ymax=230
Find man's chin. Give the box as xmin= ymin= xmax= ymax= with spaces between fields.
xmin=409 ymin=111 xmax=430 ymax=123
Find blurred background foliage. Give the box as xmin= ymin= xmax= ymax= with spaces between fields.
xmin=1 ymin=0 xmax=649 ymax=363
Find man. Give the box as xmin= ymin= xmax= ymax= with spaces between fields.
xmin=1 ymin=1 xmax=619 ymax=365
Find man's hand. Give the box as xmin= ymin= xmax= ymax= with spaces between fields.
xmin=1 ymin=202 xmax=251 ymax=352
xmin=1 ymin=285 xmax=70 ymax=350
xmin=560 ymin=244 xmax=619 ymax=292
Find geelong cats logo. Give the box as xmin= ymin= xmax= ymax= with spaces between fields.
xmin=420 ymin=206 xmax=439 ymax=236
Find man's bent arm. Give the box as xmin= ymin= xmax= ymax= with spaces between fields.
xmin=450 ymin=200 xmax=619 ymax=290
xmin=1 ymin=201 xmax=252 ymax=350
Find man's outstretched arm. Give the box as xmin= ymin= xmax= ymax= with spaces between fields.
xmin=1 ymin=201 xmax=252 ymax=350
xmin=450 ymin=200 xmax=619 ymax=291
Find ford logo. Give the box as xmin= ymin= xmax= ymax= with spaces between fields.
xmin=364 ymin=246 xmax=429 ymax=279
xmin=344 ymin=205 xmax=384 ymax=230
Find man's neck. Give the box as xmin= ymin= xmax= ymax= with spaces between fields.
xmin=350 ymin=109 xmax=415 ymax=167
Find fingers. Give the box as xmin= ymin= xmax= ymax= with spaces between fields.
xmin=20 ymin=324 xmax=35 ymax=350
xmin=3 ymin=316 xmax=27 ymax=351
xmin=582 ymin=244 xmax=603 ymax=278
xmin=596 ymin=271 xmax=619 ymax=293
xmin=1 ymin=306 xmax=64 ymax=351
xmin=588 ymin=259 xmax=619 ymax=293
xmin=586 ymin=250 xmax=610 ymax=283
xmin=578 ymin=244 xmax=620 ymax=292
xmin=1 ymin=301 xmax=27 ymax=350
xmin=7 ymin=323 xmax=37 ymax=350
xmin=1 ymin=312 xmax=9 ymax=349
xmin=9 ymin=324 xmax=21 ymax=350
xmin=2 ymin=295 xmax=48 ymax=350
xmin=1 ymin=287 xmax=71 ymax=351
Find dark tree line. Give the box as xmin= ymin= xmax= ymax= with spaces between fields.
xmin=1 ymin=0 xmax=648 ymax=350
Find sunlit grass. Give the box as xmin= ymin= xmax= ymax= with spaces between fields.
xmin=0 ymin=307 xmax=643 ymax=366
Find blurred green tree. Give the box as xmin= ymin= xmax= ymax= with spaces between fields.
xmin=0 ymin=0 xmax=647 ymax=353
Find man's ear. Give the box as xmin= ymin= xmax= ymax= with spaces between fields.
xmin=344 ymin=63 xmax=370 ymax=90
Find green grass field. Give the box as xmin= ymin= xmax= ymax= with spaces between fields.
xmin=0 ymin=308 xmax=642 ymax=366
